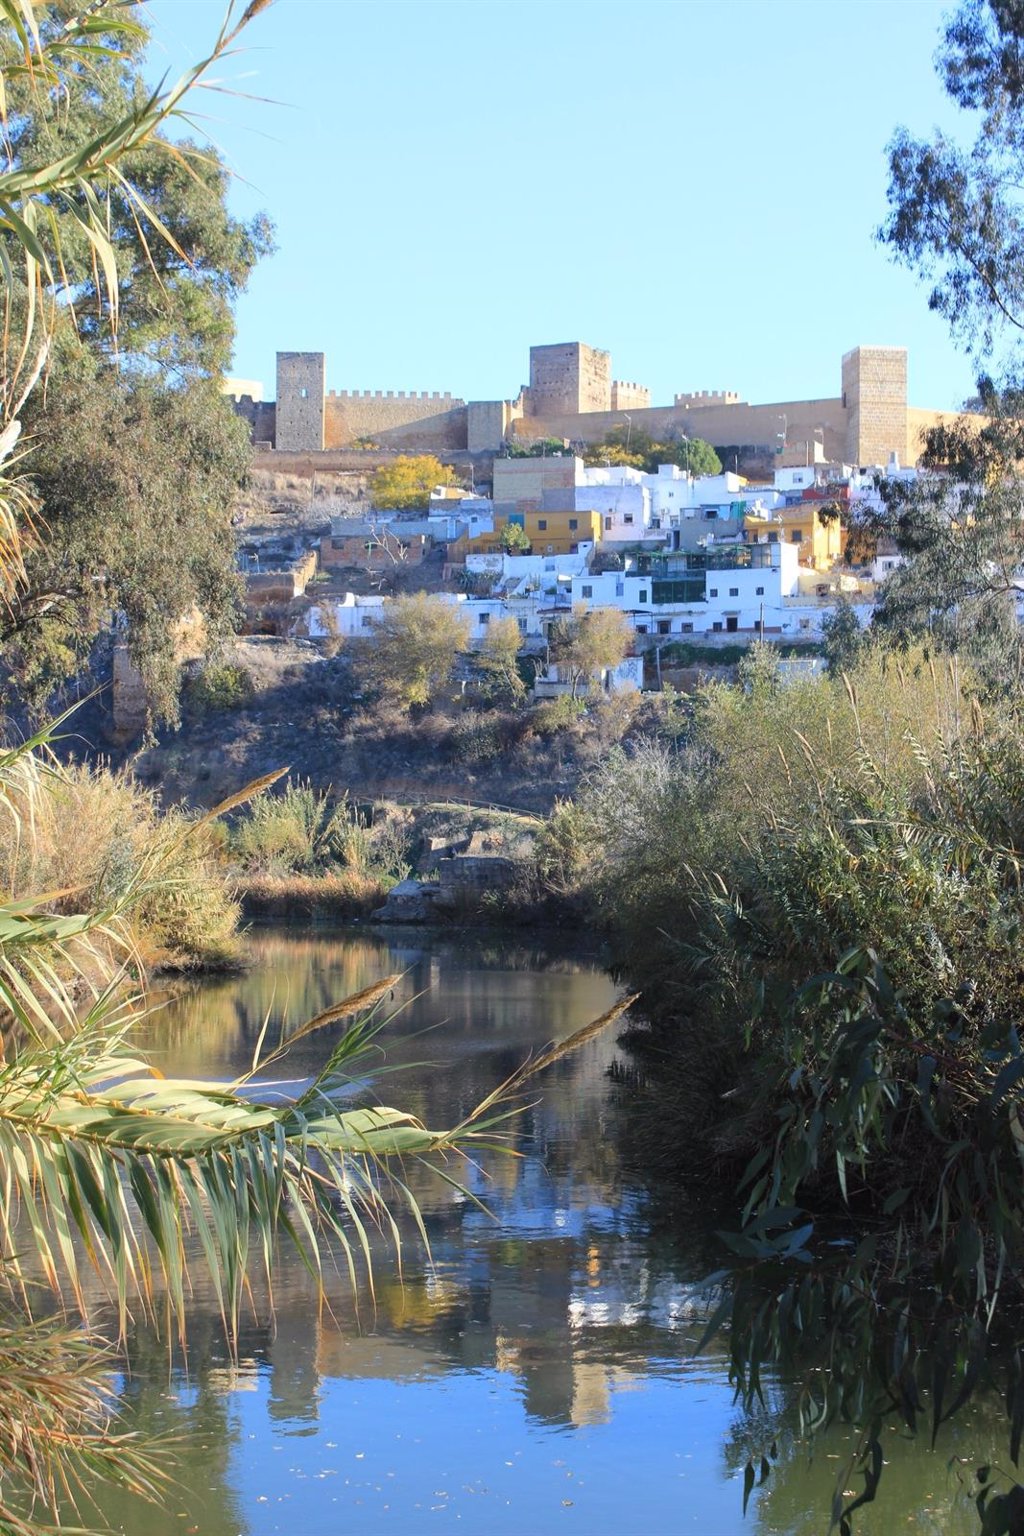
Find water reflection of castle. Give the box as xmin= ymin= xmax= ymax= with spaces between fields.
xmin=134 ymin=930 xmax=716 ymax=1435
xmin=205 ymin=1188 xmax=712 ymax=1435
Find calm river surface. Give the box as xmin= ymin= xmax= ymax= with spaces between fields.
xmin=85 ymin=926 xmax=1007 ymax=1535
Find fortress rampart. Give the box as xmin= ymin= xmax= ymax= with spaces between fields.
xmin=610 ymin=380 xmax=652 ymax=410
xmin=674 ymin=389 xmax=741 ymax=407
xmin=323 ymin=387 xmax=466 ymax=449
xmin=235 ymin=343 xmax=977 ymax=471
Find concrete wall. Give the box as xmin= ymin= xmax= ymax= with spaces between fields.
xmin=276 ymin=352 xmax=325 ymax=451
xmin=842 ymin=346 xmax=907 ymax=467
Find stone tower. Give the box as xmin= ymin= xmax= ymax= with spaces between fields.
xmin=526 ymin=342 xmax=612 ymax=417
xmin=275 ymin=351 xmax=325 ymax=451
xmin=841 ymin=346 xmax=908 ymax=467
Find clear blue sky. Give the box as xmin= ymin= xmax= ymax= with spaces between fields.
xmin=147 ymin=0 xmax=977 ymax=412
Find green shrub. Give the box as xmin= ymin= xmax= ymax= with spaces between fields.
xmin=183 ymin=662 xmax=254 ymax=715
xmin=231 ymin=783 xmax=412 ymax=886
xmin=231 ymin=782 xmax=349 ymax=876
xmin=531 ymin=695 xmax=587 ymax=736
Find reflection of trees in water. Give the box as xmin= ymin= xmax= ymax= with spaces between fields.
xmin=734 ymin=1382 xmax=1010 ymax=1535
xmin=90 ymin=1317 xmax=249 ymax=1536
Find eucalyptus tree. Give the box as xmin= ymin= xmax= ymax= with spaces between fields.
xmin=0 ymin=0 xmax=273 ymax=722
xmin=873 ymin=0 xmax=1024 ymax=689
xmin=0 ymin=7 xmax=503 ymax=1531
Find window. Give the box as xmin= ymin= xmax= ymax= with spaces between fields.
xmin=729 ymin=587 xmax=739 ymax=597
xmin=709 ymin=587 xmax=718 ymax=597
xmin=538 ymin=520 xmax=547 ymax=531
xmin=791 ymin=529 xmax=803 ymax=543
xmin=657 ymin=619 xmax=671 ymax=635
xmin=624 ymin=514 xmax=634 ymax=525
xmin=768 ymin=530 xmax=779 ymax=543
xmin=755 ymin=585 xmax=764 ymax=596
xmin=581 ymin=584 xmax=593 ymax=599
xmin=636 ymin=624 xmax=648 ymax=634
xmin=479 ymin=612 xmax=490 ymax=627
xmin=712 ymin=620 xmax=723 ymax=632
xmin=569 ymin=518 xmax=578 ymax=531
xmin=726 ymin=615 xmax=738 ymax=633
xmin=604 ymin=516 xmax=612 ymax=530
xmin=680 ymin=622 xmax=694 ymax=634
xmin=639 ymin=590 xmax=648 ymax=603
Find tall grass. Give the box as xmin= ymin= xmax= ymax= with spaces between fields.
xmin=229 ymin=781 xmax=413 ymax=906
xmin=573 ymin=642 xmax=1024 ymax=1518
xmin=0 ymin=760 xmax=240 ymax=972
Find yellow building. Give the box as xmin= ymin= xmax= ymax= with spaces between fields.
xmin=745 ymin=501 xmax=843 ymax=572
xmin=459 ymin=507 xmax=603 ymax=557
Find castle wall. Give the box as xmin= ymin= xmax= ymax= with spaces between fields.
xmin=232 ymin=396 xmax=276 ymax=446
xmin=322 ymin=389 xmax=466 ymax=446
xmin=466 ymin=399 xmax=511 ymax=453
xmin=841 ymin=347 xmax=908 ymax=467
xmin=276 ymin=352 xmax=325 ymax=451
xmin=674 ymin=389 xmax=740 ymax=407
xmin=514 ymin=397 xmax=851 ymax=465
xmin=251 ymin=342 xmax=951 ymax=471
xmin=906 ymin=405 xmax=987 ymax=464
xmin=610 ymin=380 xmax=651 ymax=410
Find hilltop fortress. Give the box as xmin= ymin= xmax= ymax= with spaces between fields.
xmin=229 ymin=341 xmax=971 ymax=470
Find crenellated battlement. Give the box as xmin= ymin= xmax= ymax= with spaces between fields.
xmin=674 ymin=389 xmax=740 ymax=407
xmin=327 ymin=389 xmax=455 ymax=401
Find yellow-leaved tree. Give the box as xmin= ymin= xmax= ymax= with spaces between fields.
xmin=369 ymin=454 xmax=461 ymax=511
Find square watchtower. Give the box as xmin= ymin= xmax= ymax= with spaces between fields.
xmin=276 ymin=352 xmax=325 ymax=451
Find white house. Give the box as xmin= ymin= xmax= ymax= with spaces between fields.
xmin=297 ymin=591 xmax=546 ymax=647
xmin=569 ymin=540 xmax=826 ymax=638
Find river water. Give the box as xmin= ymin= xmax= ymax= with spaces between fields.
xmin=83 ymin=926 xmax=1007 ymax=1536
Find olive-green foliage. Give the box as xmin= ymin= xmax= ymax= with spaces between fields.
xmin=582 ymin=426 xmax=721 ymax=476
xmin=548 ymin=604 xmax=632 ymax=699
xmin=476 ymin=613 xmax=527 ymax=706
xmin=230 ymin=783 xmax=348 ymax=876
xmin=498 ymin=522 xmax=531 ymax=555
xmin=354 ymin=594 xmax=471 ymax=710
xmin=577 ymin=644 xmax=1024 ymax=1524
xmin=231 ymin=783 xmax=411 ymax=885
xmin=577 ymin=645 xmax=969 ymax=1011
xmin=531 ymin=694 xmax=588 ymax=735
xmin=5 ymin=345 xmax=251 ymax=726
xmin=183 ymin=663 xmax=255 ymax=716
